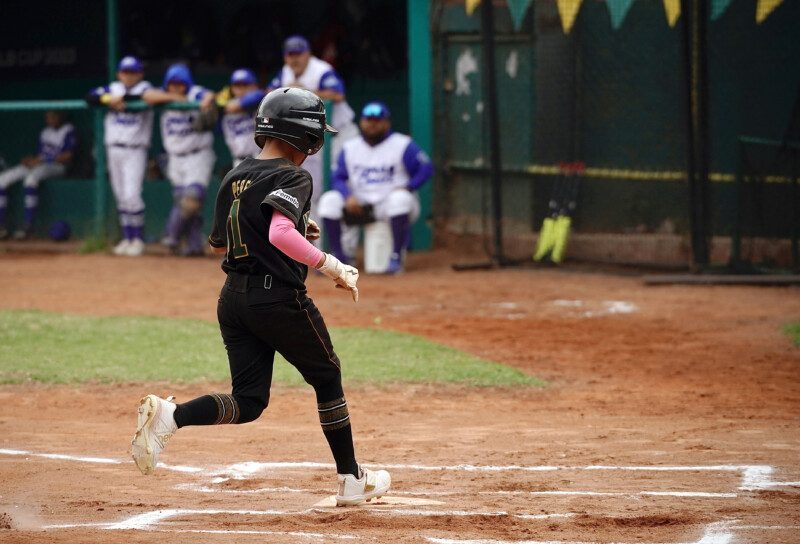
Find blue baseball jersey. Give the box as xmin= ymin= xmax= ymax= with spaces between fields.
xmin=160 ymin=85 xmax=214 ymax=155
xmin=38 ymin=123 xmax=77 ymax=162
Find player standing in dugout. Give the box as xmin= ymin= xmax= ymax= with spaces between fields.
xmin=86 ymin=56 xmax=153 ymax=257
xmin=131 ymin=87 xmax=391 ymax=506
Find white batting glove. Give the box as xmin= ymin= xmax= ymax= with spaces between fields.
xmin=305 ymin=219 xmax=321 ymax=241
xmin=317 ymin=253 xmax=359 ymax=302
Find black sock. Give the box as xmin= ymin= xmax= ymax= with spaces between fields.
xmin=322 ymin=420 xmax=359 ymax=477
xmin=316 ymin=382 xmax=359 ymax=477
xmin=173 ymin=393 xmax=242 ymax=428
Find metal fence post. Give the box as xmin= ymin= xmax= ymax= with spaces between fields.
xmin=92 ymin=108 xmax=108 ymax=239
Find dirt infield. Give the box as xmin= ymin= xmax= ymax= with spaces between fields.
xmin=1 ymin=248 xmax=799 ymax=543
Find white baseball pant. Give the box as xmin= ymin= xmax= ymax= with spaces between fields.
xmin=167 ymin=148 xmax=216 ymax=190
xmin=0 ymin=162 xmax=66 ymax=190
xmin=317 ymin=188 xmax=420 ymax=257
xmin=107 ymin=146 xmax=147 ymax=214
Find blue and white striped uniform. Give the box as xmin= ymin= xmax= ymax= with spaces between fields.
xmin=160 ymin=85 xmax=216 ymax=191
xmin=37 ymin=123 xmax=77 ymax=163
xmin=0 ymin=121 xmax=76 ymax=233
xmin=90 ymin=79 xmax=154 ymax=243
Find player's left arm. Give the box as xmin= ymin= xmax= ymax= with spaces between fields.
xmin=402 ymin=140 xmax=434 ymax=191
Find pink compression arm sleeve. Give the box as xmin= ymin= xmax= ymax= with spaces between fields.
xmin=268 ymin=209 xmax=324 ymax=267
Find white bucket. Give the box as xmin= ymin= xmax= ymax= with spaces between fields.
xmin=363 ymin=221 xmax=393 ymax=274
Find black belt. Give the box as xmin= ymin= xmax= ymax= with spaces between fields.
xmin=173 ymin=147 xmax=205 ymax=157
xmin=225 ymin=272 xmax=295 ymax=293
xmin=110 ymin=143 xmax=146 ymax=149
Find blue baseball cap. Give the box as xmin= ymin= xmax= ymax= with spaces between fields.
xmin=283 ymin=35 xmax=310 ymax=55
xmin=361 ymin=101 xmax=390 ymax=119
xmin=163 ymin=63 xmax=193 ymax=89
xmin=117 ymin=56 xmax=143 ymax=72
xmin=230 ymin=68 xmax=257 ymax=85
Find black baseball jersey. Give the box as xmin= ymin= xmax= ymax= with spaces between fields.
xmin=209 ymin=157 xmax=313 ymax=290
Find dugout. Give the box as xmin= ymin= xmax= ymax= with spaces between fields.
xmin=0 ymin=0 xmax=434 ymax=248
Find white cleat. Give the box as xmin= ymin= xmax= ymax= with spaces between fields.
xmin=125 ymin=238 xmax=145 ymax=257
xmin=335 ymin=466 xmax=391 ymax=506
xmin=112 ymin=239 xmax=131 ymax=256
xmin=131 ymin=394 xmax=177 ymax=475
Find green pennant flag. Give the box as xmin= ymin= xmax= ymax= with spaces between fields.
xmin=507 ymin=0 xmax=534 ymax=31
xmin=606 ymin=0 xmax=635 ymax=29
xmin=711 ymin=0 xmax=733 ymax=20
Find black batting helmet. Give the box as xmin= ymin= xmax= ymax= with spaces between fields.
xmin=254 ymin=87 xmax=338 ymax=155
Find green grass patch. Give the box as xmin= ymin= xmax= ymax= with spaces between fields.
xmin=0 ymin=310 xmax=542 ymax=387
xmin=784 ymin=322 xmax=800 ymax=346
xmin=77 ymin=236 xmax=109 ymax=254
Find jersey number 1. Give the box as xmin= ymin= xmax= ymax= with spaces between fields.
xmin=227 ymin=199 xmax=249 ymax=259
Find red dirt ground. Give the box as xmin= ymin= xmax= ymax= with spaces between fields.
xmin=0 ymin=247 xmax=799 ymax=543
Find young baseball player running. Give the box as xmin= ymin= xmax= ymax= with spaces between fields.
xmin=87 ymin=56 xmax=153 ymax=256
xmin=143 ymin=63 xmax=216 ymax=256
xmin=0 ymin=110 xmax=75 ymax=240
xmin=318 ymin=101 xmax=433 ymax=273
xmin=131 ymin=87 xmax=391 ymax=506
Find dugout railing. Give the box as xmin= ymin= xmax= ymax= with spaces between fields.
xmin=0 ymin=99 xmax=333 ymax=243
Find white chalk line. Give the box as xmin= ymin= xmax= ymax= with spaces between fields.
xmin=154 ymin=528 xmax=357 ymax=540
xmin=732 ymin=525 xmax=800 ymax=530
xmin=10 ymin=447 xmax=795 ymax=543
xmin=175 ymin=482 xmax=737 ymax=499
xmin=425 ymin=522 xmax=736 ymax=544
xmin=43 ymin=507 xmax=580 ymax=531
xmin=3 ymin=447 xmax=795 ymax=491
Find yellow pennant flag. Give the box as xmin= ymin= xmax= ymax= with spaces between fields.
xmin=557 ymin=0 xmax=583 ymax=34
xmin=465 ymin=0 xmax=481 ymax=16
xmin=662 ymin=0 xmax=681 ymax=27
xmin=756 ymin=0 xmax=784 ymax=23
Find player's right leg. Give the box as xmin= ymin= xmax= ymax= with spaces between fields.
xmin=108 ymin=147 xmax=131 ymax=255
xmin=115 ymin=148 xmax=148 ymax=256
xmin=377 ymin=190 xmax=420 ymax=274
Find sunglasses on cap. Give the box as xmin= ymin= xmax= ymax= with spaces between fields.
xmin=361 ymin=103 xmax=389 ymax=119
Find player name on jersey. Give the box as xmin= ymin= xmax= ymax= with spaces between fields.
xmin=231 ymin=179 xmax=252 ymax=198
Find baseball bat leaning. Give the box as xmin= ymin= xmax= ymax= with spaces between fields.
xmin=533 ymin=161 xmax=584 ymax=264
